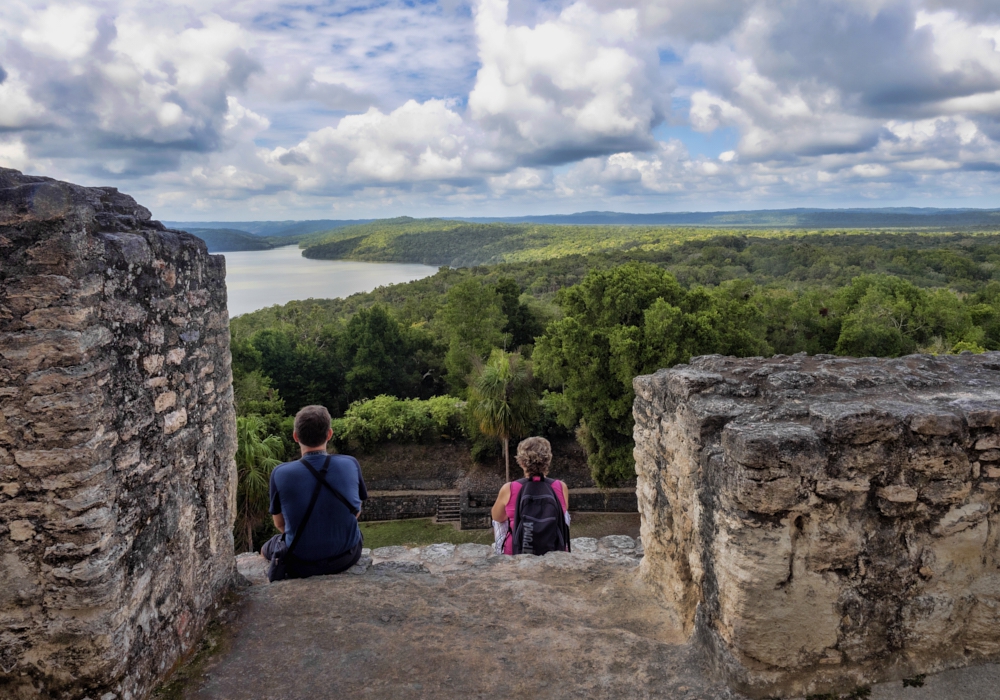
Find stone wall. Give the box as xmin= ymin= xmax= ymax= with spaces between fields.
xmin=634 ymin=352 xmax=1000 ymax=698
xmin=360 ymin=492 xmax=443 ymax=522
xmin=0 ymin=168 xmax=238 ymax=699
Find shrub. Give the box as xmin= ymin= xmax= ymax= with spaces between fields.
xmin=330 ymin=395 xmax=466 ymax=452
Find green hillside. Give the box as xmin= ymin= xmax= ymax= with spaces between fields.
xmin=299 ymin=216 xmax=1000 ymax=268
xmin=181 ymin=228 xmax=274 ymax=253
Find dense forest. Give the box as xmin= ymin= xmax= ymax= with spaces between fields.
xmin=232 ymin=228 xmax=1000 ymax=490
xmin=298 ymin=216 xmax=1000 ymax=269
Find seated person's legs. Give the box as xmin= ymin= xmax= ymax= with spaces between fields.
xmin=260 ymin=533 xmax=284 ymax=562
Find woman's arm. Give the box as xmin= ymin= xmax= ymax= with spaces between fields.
xmin=562 ymin=482 xmax=569 ymax=511
xmin=491 ymin=483 xmax=511 ymax=522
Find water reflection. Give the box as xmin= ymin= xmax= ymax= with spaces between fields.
xmin=221 ymin=246 xmax=437 ymax=317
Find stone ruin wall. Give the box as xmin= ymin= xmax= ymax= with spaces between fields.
xmin=0 ymin=168 xmax=238 ymax=699
xmin=634 ymin=352 xmax=1000 ymax=698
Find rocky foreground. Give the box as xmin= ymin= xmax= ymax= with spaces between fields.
xmin=152 ymin=538 xmax=1000 ymax=700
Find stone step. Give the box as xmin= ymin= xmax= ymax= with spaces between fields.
xmin=436 ymin=494 xmax=462 ymax=523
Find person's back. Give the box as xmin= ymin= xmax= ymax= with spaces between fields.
xmin=262 ymin=405 xmax=367 ymax=580
xmin=269 ymin=452 xmax=365 ymax=561
xmin=491 ymin=437 xmax=570 ymax=556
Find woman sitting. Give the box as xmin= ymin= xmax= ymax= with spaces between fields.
xmin=490 ymin=437 xmax=570 ymax=556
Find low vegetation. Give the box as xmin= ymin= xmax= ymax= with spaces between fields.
xmin=359 ymin=519 xmax=493 ymax=549
xmin=230 ymin=222 xmax=1000 ymax=547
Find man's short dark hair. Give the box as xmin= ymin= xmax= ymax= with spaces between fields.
xmin=294 ymin=405 xmax=332 ymax=448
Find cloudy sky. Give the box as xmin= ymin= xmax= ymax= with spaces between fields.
xmin=2 ymin=0 xmax=1000 ymax=219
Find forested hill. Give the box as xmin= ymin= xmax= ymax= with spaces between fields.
xmin=459 ymin=207 xmax=1000 ymax=228
xmin=179 ymin=228 xmax=274 ymax=253
xmin=231 ymin=230 xmax=1000 ymax=487
xmin=298 ymin=215 xmax=1000 ymax=268
xmin=235 ymin=231 xmax=1000 ymax=338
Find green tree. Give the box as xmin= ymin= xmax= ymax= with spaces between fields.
xmin=535 ymin=264 xmax=769 ymax=486
xmin=235 ymin=415 xmax=284 ymax=552
xmin=233 ymin=370 xmax=285 ymax=417
xmin=252 ymin=327 xmax=339 ymax=413
xmin=436 ymin=277 xmax=507 ymax=395
xmin=827 ymin=274 xmax=986 ymax=357
xmin=468 ymin=350 xmax=538 ymax=482
xmin=494 ymin=277 xmax=546 ymax=349
xmin=338 ymin=305 xmax=415 ymax=403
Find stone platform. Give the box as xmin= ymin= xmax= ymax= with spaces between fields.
xmin=175 ymin=540 xmax=749 ymax=700
xmin=157 ymin=542 xmax=1000 ymax=700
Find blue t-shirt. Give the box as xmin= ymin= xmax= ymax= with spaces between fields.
xmin=269 ymin=452 xmax=368 ymax=561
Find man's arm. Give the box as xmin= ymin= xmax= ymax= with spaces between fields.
xmin=272 ymin=513 xmax=285 ymax=533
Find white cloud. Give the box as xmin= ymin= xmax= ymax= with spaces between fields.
xmin=3 ymin=0 xmax=1000 ymax=217
xmin=21 ymin=4 xmax=99 ymax=61
xmin=468 ymin=0 xmax=660 ymax=162
xmin=0 ymin=72 xmax=48 ymax=128
xmin=262 ymin=99 xmax=469 ymax=188
xmin=488 ymin=167 xmax=551 ymax=191
xmin=0 ymin=139 xmax=31 ymax=171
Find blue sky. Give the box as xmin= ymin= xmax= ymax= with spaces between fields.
xmin=1 ymin=0 xmax=1000 ymax=219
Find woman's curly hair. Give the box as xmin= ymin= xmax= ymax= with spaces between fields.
xmin=515 ymin=437 xmax=552 ymax=477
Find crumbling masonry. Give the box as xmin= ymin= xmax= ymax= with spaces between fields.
xmin=0 ymin=168 xmax=237 ymax=700
xmin=634 ymin=352 xmax=1000 ymax=698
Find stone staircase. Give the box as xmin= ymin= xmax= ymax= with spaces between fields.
xmin=435 ymin=494 xmax=461 ymax=524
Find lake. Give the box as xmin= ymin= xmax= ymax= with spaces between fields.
xmin=221 ymin=246 xmax=437 ymax=317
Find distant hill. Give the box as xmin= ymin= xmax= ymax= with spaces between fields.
xmin=456 ymin=208 xmax=1000 ymax=228
xmin=164 ymin=219 xmax=373 ymax=238
xmin=176 ymin=228 xmax=275 ymax=253
xmin=296 ymin=210 xmax=1000 ymax=268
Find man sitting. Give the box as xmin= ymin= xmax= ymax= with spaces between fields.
xmin=261 ymin=405 xmax=367 ymax=579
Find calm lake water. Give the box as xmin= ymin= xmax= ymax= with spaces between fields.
xmin=221 ymin=246 xmax=437 ymax=317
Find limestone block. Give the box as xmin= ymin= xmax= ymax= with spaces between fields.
xmin=0 ymin=167 xmax=237 ymax=700
xmin=910 ymin=409 xmax=964 ymax=436
xmin=634 ymin=352 xmax=1000 ymax=698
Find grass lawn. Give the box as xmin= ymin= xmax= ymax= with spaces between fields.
xmin=360 ymin=519 xmax=493 ymax=549
xmin=359 ymin=512 xmax=640 ymax=549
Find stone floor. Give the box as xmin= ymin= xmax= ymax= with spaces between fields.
xmin=161 ymin=540 xmax=1000 ymax=700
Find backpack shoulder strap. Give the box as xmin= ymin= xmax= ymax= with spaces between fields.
xmin=299 ymin=456 xmax=359 ymax=516
xmin=511 ymin=477 xmax=529 ymax=527
xmin=285 ymin=455 xmax=331 ymax=558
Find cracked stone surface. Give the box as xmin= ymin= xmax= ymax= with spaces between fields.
xmin=634 ymin=352 xmax=1000 ymax=698
xmin=196 ymin=542 xmax=1000 ymax=700
xmin=0 ymin=167 xmax=237 ymax=700
xmin=202 ymin=543 xmax=747 ymax=700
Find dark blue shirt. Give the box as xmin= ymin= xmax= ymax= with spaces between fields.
xmin=269 ymin=452 xmax=367 ymax=561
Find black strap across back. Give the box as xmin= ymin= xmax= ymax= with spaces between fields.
xmin=284 ymin=455 xmax=359 ymax=561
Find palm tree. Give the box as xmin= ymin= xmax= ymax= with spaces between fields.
xmin=235 ymin=415 xmax=284 ymax=552
xmin=468 ymin=350 xmax=537 ymax=482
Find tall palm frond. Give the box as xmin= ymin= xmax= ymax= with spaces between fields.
xmin=235 ymin=415 xmax=284 ymax=552
xmin=468 ymin=350 xmax=537 ymax=482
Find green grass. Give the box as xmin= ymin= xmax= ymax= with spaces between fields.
xmin=360 ymin=519 xmax=493 ymax=549
xmin=359 ymin=513 xmax=642 ymax=549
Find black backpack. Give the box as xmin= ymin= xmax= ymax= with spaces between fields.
xmin=511 ymin=476 xmax=570 ymax=556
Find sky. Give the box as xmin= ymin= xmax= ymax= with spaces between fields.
xmin=2 ymin=0 xmax=1000 ymax=220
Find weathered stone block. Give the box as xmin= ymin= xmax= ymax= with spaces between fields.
xmin=0 ymin=168 xmax=237 ymax=700
xmin=634 ymin=352 xmax=1000 ymax=698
